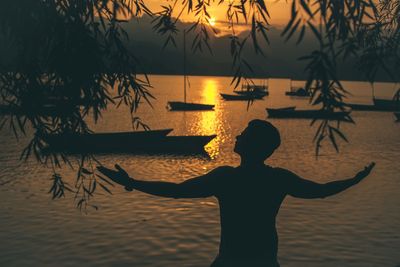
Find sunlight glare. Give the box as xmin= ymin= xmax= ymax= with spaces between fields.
xmin=201 ymin=79 xmax=221 ymax=158
xmin=209 ymin=17 xmax=216 ymax=26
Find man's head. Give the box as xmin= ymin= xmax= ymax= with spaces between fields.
xmin=234 ymin=119 xmax=281 ymax=161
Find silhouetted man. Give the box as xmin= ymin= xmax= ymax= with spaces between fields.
xmin=98 ymin=119 xmax=375 ymax=267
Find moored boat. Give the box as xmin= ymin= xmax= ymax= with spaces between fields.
xmin=347 ymin=103 xmax=400 ymax=111
xmin=220 ymin=93 xmax=264 ymax=101
xmin=41 ymin=129 xmax=173 ymax=151
xmin=167 ymin=30 xmax=214 ymax=111
xmin=41 ymin=129 xmax=216 ymax=154
xmin=266 ymin=107 xmax=350 ymax=120
xmin=285 ymin=87 xmax=311 ymax=97
xmin=372 ymin=98 xmax=400 ymax=111
xmin=234 ymin=90 xmax=269 ymax=97
xmin=234 ymin=83 xmax=269 ymax=97
xmin=145 ymin=135 xmax=217 ymax=153
xmin=168 ymin=101 xmax=214 ymax=111
xmin=349 ymin=88 xmax=400 ymax=111
xmin=285 ymin=80 xmax=311 ymax=97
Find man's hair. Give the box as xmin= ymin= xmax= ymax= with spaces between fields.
xmin=247 ymin=119 xmax=281 ymax=157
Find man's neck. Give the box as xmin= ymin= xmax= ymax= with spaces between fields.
xmin=239 ymin=158 xmax=265 ymax=169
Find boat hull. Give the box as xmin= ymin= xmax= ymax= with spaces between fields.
xmin=372 ymin=99 xmax=400 ymax=111
xmin=347 ymin=100 xmax=400 ymax=111
xmin=347 ymin=103 xmax=400 ymax=111
xmin=168 ymin=101 xmax=214 ymax=111
xmin=41 ymin=129 xmax=172 ymax=151
xmin=285 ymin=91 xmax=310 ymax=97
xmin=234 ymin=85 xmax=269 ymax=97
xmin=234 ymin=91 xmax=269 ymax=97
xmin=141 ymin=135 xmax=217 ymax=154
xmin=220 ymin=93 xmax=264 ymax=101
xmin=266 ymin=108 xmax=350 ymax=120
xmin=285 ymin=87 xmax=311 ymax=97
xmin=42 ymin=130 xmax=216 ymax=154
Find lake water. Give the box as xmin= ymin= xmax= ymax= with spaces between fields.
xmin=0 ymin=75 xmax=399 ymax=267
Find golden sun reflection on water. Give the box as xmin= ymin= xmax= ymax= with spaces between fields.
xmin=199 ymin=79 xmax=222 ymax=158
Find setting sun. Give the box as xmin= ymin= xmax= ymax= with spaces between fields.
xmin=209 ymin=17 xmax=216 ymax=26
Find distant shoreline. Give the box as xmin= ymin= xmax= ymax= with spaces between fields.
xmin=0 ymin=70 xmax=397 ymax=84
xmin=137 ymin=72 xmax=400 ymax=84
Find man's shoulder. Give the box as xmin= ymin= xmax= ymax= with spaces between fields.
xmin=204 ymin=166 xmax=236 ymax=179
xmin=201 ymin=166 xmax=235 ymax=185
xmin=212 ymin=165 xmax=236 ymax=174
xmin=269 ymin=166 xmax=297 ymax=178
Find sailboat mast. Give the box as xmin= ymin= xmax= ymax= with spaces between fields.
xmin=183 ymin=29 xmax=187 ymax=103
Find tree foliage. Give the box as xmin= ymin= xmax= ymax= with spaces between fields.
xmin=0 ymin=0 xmax=154 ymax=209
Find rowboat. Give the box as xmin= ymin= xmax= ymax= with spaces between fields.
xmin=234 ymin=84 xmax=269 ymax=97
xmin=372 ymin=98 xmax=400 ymax=111
xmin=220 ymin=93 xmax=264 ymax=101
xmin=168 ymin=101 xmax=214 ymax=111
xmin=40 ymin=129 xmax=173 ymax=151
xmin=41 ymin=129 xmax=216 ymax=154
xmin=285 ymin=80 xmax=311 ymax=97
xmin=167 ymin=30 xmax=214 ymax=111
xmin=266 ymin=107 xmax=350 ymax=120
xmin=285 ymin=87 xmax=311 ymax=97
xmin=347 ymin=100 xmax=400 ymax=112
xmin=140 ymin=135 xmax=217 ymax=154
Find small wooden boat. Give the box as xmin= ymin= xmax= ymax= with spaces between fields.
xmin=266 ymin=107 xmax=350 ymax=120
xmin=270 ymin=106 xmax=296 ymax=111
xmin=372 ymin=98 xmax=400 ymax=111
xmin=234 ymin=90 xmax=269 ymax=97
xmin=395 ymin=112 xmax=400 ymax=121
xmin=0 ymin=104 xmax=80 ymax=116
xmin=234 ymin=84 xmax=269 ymax=97
xmin=220 ymin=93 xmax=264 ymax=101
xmin=285 ymin=87 xmax=311 ymax=97
xmin=41 ymin=129 xmax=216 ymax=154
xmin=285 ymin=80 xmax=311 ymax=97
xmin=349 ymin=89 xmax=400 ymax=111
xmin=168 ymin=101 xmax=214 ymax=111
xmin=40 ymin=129 xmax=173 ymax=151
xmin=347 ymin=103 xmax=378 ymax=111
xmin=141 ymin=135 xmax=217 ymax=154
xmin=167 ymin=30 xmax=214 ymax=111
xmin=346 ymin=103 xmax=400 ymax=111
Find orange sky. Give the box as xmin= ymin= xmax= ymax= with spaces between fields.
xmin=124 ymin=0 xmax=380 ymax=36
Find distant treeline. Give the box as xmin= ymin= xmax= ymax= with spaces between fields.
xmin=0 ymin=15 xmax=397 ymax=82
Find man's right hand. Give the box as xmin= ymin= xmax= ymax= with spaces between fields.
xmin=97 ymin=164 xmax=134 ymax=191
xmin=354 ymin=162 xmax=376 ymax=182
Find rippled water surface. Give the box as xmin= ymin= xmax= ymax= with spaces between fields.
xmin=1 ymin=76 xmax=399 ymax=267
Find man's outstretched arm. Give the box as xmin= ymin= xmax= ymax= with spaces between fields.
xmin=285 ymin=163 xmax=375 ymax=199
xmin=97 ymin=165 xmax=229 ymax=199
